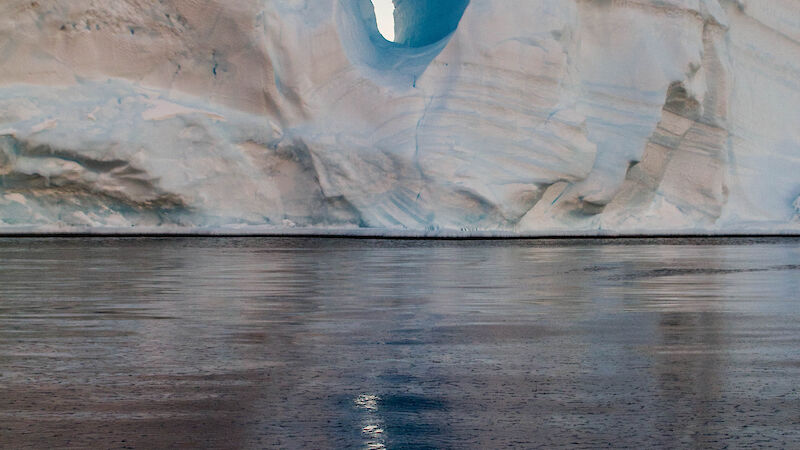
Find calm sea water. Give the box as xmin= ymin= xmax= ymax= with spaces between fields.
xmin=1 ymin=237 xmax=799 ymax=448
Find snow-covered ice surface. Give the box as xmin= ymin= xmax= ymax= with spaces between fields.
xmin=0 ymin=0 xmax=798 ymax=235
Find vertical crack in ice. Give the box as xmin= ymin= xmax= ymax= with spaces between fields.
xmin=413 ymin=94 xmax=435 ymax=204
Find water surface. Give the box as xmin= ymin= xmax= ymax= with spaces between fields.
xmin=1 ymin=237 xmax=799 ymax=448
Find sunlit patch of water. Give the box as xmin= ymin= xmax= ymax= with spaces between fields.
xmin=355 ymin=394 xmax=387 ymax=449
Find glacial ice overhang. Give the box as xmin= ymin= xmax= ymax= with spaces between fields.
xmin=0 ymin=0 xmax=799 ymax=235
xmin=337 ymin=0 xmax=469 ymax=86
xmin=393 ymin=0 xmax=470 ymax=47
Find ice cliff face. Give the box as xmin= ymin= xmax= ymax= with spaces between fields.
xmin=0 ymin=0 xmax=798 ymax=234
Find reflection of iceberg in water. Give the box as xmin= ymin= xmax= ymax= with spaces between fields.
xmin=1 ymin=238 xmax=799 ymax=447
xmin=355 ymin=394 xmax=386 ymax=449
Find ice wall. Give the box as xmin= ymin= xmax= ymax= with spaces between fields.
xmin=0 ymin=0 xmax=798 ymax=234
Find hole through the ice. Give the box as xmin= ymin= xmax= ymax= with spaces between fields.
xmin=370 ymin=0 xmax=396 ymax=42
xmin=336 ymin=0 xmax=470 ymax=87
xmin=368 ymin=0 xmax=469 ymax=47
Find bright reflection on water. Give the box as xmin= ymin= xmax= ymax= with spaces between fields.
xmin=1 ymin=237 xmax=799 ymax=448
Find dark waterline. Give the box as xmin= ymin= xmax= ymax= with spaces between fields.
xmin=1 ymin=237 xmax=799 ymax=448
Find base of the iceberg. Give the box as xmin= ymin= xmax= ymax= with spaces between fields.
xmin=1 ymin=225 xmax=798 ymax=239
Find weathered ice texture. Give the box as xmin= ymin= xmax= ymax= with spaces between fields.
xmin=0 ymin=0 xmax=798 ymax=234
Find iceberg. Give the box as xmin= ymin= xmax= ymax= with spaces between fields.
xmin=0 ymin=0 xmax=798 ymax=235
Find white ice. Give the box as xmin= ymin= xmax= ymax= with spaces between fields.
xmin=0 ymin=0 xmax=798 ymax=235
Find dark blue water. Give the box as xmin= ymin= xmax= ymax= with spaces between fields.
xmin=1 ymin=237 xmax=799 ymax=448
